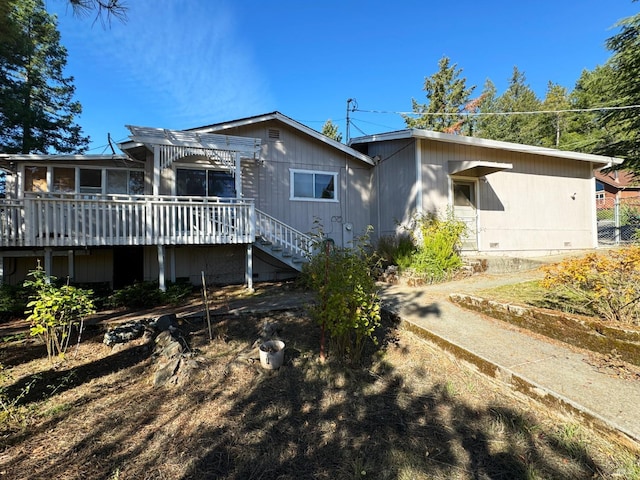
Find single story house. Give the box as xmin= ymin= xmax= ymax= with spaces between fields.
xmin=0 ymin=112 xmax=622 ymax=288
xmin=595 ymin=169 xmax=640 ymax=207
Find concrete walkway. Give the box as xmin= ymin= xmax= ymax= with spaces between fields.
xmin=378 ymin=268 xmax=640 ymax=447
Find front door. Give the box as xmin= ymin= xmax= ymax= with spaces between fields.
xmin=452 ymin=180 xmax=478 ymax=250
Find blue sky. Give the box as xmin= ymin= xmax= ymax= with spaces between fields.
xmin=46 ymin=0 xmax=638 ymax=152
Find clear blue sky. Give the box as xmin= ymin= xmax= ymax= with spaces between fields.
xmin=46 ymin=0 xmax=638 ymax=153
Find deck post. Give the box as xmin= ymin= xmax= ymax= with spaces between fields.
xmin=44 ymin=247 xmax=53 ymax=281
xmin=0 ymin=256 xmax=3 ymax=285
xmin=246 ymin=243 xmax=253 ymax=291
xmin=67 ymin=250 xmax=75 ymax=282
xmin=157 ymin=244 xmax=166 ymax=292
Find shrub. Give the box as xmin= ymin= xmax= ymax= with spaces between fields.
xmin=408 ymin=211 xmax=466 ymax=282
xmin=302 ymin=223 xmax=382 ymax=365
xmin=0 ymin=283 xmax=30 ymax=318
xmin=24 ymin=266 xmax=96 ymax=363
xmin=107 ymin=280 xmax=193 ymax=309
xmin=541 ymin=246 xmax=640 ymax=325
xmin=375 ymin=233 xmax=416 ymax=270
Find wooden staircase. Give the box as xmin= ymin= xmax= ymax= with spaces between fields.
xmin=254 ymin=209 xmax=312 ymax=272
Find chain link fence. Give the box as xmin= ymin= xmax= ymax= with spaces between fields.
xmin=597 ymin=196 xmax=640 ymax=245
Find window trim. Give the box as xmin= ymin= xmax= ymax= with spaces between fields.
xmin=289 ymin=168 xmax=339 ymax=202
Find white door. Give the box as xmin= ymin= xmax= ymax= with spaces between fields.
xmin=452 ymin=180 xmax=478 ymax=250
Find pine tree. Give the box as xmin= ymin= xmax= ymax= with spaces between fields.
xmin=404 ymin=56 xmax=475 ymax=133
xmin=598 ymin=11 xmax=640 ymax=167
xmin=0 ymin=0 xmax=89 ymax=154
xmin=475 ymin=67 xmax=542 ymax=145
xmin=321 ymin=119 xmax=342 ymax=143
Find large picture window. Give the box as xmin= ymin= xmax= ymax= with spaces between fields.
xmin=290 ymin=169 xmax=337 ymax=201
xmin=176 ymin=168 xmax=236 ymax=197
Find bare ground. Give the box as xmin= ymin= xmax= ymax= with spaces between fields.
xmin=0 ymin=282 xmax=639 ymax=480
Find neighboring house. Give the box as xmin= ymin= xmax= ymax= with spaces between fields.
xmin=0 ymin=111 xmax=623 ymax=288
xmin=594 ymin=169 xmax=640 ymax=207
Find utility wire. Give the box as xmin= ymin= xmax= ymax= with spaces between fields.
xmin=355 ymin=104 xmax=640 ymax=117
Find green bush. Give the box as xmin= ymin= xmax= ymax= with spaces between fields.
xmin=375 ymin=234 xmax=416 ymax=270
xmin=405 ymin=211 xmax=466 ymax=282
xmin=0 ymin=283 xmax=30 ymax=318
xmin=302 ymin=223 xmax=381 ymax=365
xmin=24 ymin=266 xmax=96 ymax=363
xmin=107 ymin=281 xmax=193 ymax=309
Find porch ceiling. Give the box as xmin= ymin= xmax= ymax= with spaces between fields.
xmin=448 ymin=160 xmax=513 ymax=177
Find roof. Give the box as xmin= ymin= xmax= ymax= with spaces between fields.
xmin=349 ymin=129 xmax=624 ymax=167
xmin=0 ymin=153 xmax=133 ymax=172
xmin=188 ymin=111 xmax=375 ymax=166
xmin=594 ymin=169 xmax=640 ymax=189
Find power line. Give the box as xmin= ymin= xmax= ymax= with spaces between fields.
xmin=355 ymin=104 xmax=640 ymax=117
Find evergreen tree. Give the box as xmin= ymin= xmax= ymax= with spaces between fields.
xmin=321 ymin=119 xmax=342 ymax=143
xmin=404 ymin=56 xmax=475 ymax=133
xmin=475 ymin=67 xmax=542 ymax=145
xmin=599 ymin=11 xmax=640 ymax=167
xmin=563 ymin=65 xmax=617 ymax=154
xmin=538 ymin=82 xmax=571 ymax=148
xmin=0 ymin=0 xmax=89 ymax=154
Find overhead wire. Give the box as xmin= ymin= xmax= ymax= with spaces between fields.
xmin=355 ymin=104 xmax=640 ymax=117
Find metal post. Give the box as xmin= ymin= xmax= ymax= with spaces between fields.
xmin=614 ymin=197 xmax=621 ymax=246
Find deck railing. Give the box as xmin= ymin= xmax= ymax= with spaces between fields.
xmin=0 ymin=194 xmax=255 ymax=247
xmin=255 ymin=209 xmax=312 ymax=258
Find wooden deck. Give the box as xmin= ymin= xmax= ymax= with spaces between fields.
xmin=0 ymin=194 xmax=256 ymax=248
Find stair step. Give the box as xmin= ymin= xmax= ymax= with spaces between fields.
xmin=271 ymin=245 xmax=283 ymax=252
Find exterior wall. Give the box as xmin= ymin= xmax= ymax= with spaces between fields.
xmin=367 ymin=139 xmax=417 ymax=239
xmin=2 ymin=249 xmax=113 ymax=286
xmin=208 ymin=120 xmax=373 ymax=247
xmin=421 ymin=141 xmax=596 ymax=253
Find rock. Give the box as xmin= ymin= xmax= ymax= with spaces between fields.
xmin=103 ymin=321 xmax=145 ymax=346
xmin=153 ymin=313 xmax=178 ymax=332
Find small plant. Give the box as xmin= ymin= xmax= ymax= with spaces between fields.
xmin=541 ymin=246 xmax=640 ymax=324
xmin=302 ymin=220 xmax=382 ymax=365
xmin=23 ymin=265 xmax=96 ymax=363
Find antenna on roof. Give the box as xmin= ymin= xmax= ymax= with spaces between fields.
xmin=107 ymin=133 xmax=116 ymax=155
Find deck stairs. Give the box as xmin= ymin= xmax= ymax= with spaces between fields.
xmin=253 ymin=209 xmax=312 ymax=272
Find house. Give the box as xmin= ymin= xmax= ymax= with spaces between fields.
xmin=0 ymin=111 xmax=623 ymax=289
xmin=0 ymin=113 xmax=374 ymax=288
xmin=595 ymin=169 xmax=640 ymax=207
xmin=349 ymin=129 xmax=621 ymax=254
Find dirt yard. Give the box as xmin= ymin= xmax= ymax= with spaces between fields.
xmin=0 ymin=282 xmax=639 ymax=479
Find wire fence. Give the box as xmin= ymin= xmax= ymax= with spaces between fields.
xmin=597 ymin=196 xmax=640 ymax=246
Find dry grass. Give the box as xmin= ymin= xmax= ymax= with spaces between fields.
xmin=0 ymin=286 xmax=639 ymax=480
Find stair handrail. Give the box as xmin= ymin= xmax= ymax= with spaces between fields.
xmin=255 ymin=209 xmax=312 ymax=258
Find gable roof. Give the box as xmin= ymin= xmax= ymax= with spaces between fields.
xmin=188 ymin=111 xmax=375 ymax=166
xmin=595 ymin=169 xmax=640 ymax=189
xmin=350 ymin=129 xmax=623 ymax=167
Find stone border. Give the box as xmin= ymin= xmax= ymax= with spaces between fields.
xmin=449 ymin=293 xmax=640 ymax=367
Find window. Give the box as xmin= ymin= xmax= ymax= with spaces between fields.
xmin=80 ymin=169 xmax=102 ymax=195
xmin=53 ymin=167 xmax=75 ymax=193
xmin=290 ymin=169 xmax=337 ymax=201
xmin=176 ymin=168 xmax=236 ymax=197
xmin=24 ymin=166 xmax=48 ymax=192
xmin=106 ymin=170 xmax=145 ymax=195
xmin=453 ymin=182 xmax=475 ymax=207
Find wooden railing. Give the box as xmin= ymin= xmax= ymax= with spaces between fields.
xmin=0 ymin=194 xmax=255 ymax=247
xmin=255 ymin=209 xmax=312 ymax=258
